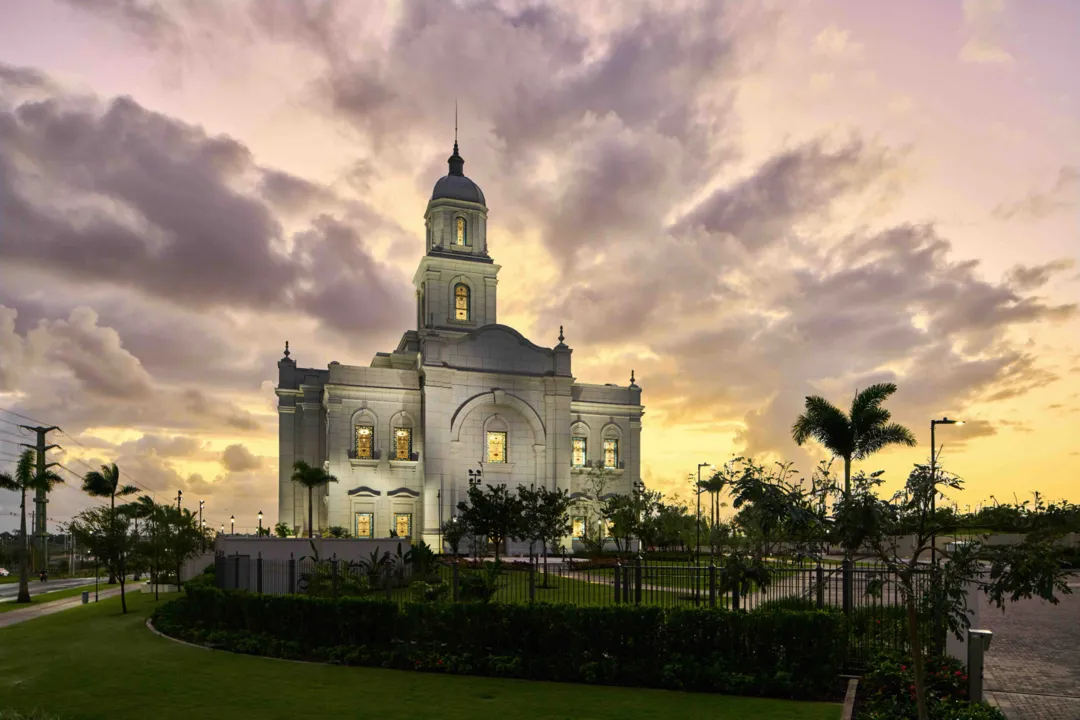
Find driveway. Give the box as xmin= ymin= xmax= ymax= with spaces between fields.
xmin=982 ymin=573 xmax=1080 ymax=720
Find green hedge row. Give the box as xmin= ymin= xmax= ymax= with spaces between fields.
xmin=152 ymin=586 xmax=847 ymax=699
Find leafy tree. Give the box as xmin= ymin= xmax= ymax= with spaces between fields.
xmin=572 ymin=465 xmax=618 ymax=556
xmin=273 ymin=521 xmax=292 ymax=538
xmin=71 ymin=505 xmax=138 ymax=613
xmin=290 ymin=460 xmax=338 ymax=538
xmin=833 ymin=464 xmax=1072 ymax=720
xmin=792 ymin=383 xmax=916 ymax=609
xmin=0 ymin=450 xmax=64 ymax=603
xmin=456 ymin=483 xmax=521 ymax=561
xmin=159 ymin=505 xmax=205 ymax=589
xmin=440 ymin=517 xmax=466 ymax=556
xmin=81 ymin=463 xmax=138 ymax=584
xmin=602 ymin=484 xmax=661 ymax=558
xmin=322 ymin=525 xmax=350 ymax=538
xmin=515 ymin=485 xmax=572 ymax=587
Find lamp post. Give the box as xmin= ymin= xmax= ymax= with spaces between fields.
xmin=176 ymin=489 xmax=183 ymax=513
xmin=199 ymin=500 xmax=205 ymax=552
xmin=220 ymin=523 xmax=224 ymax=535
xmin=230 ymin=515 xmax=235 ymax=535
xmin=930 ymin=417 xmax=964 ymax=568
xmin=258 ymin=511 xmax=263 ymax=536
xmin=694 ymin=462 xmax=712 ymax=563
xmin=468 ymin=464 xmax=483 ymax=488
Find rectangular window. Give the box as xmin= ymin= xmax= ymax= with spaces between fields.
xmin=486 ymin=431 xmax=507 ymax=463
xmin=394 ymin=513 xmax=412 ymax=538
xmin=603 ymin=519 xmax=613 ymax=538
xmin=603 ymin=439 xmax=619 ymax=469
xmin=355 ymin=425 xmax=374 ymax=459
xmin=572 ymin=436 xmax=587 ymax=468
xmin=572 ymin=517 xmax=586 ymax=539
xmin=393 ymin=428 xmax=412 ymax=461
xmin=354 ymin=512 xmax=373 ymax=539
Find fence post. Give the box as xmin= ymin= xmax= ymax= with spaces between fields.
xmin=842 ymin=558 xmax=853 ymax=617
xmin=384 ymin=563 xmax=392 ymax=601
xmin=614 ymin=560 xmax=622 ymax=604
xmin=816 ymin=561 xmax=824 ymax=609
xmin=529 ymin=558 xmax=536 ymax=603
xmin=634 ymin=554 xmax=642 ymax=605
xmin=257 ymin=552 xmax=263 ymax=594
xmin=288 ymin=552 xmax=296 ymax=595
xmin=331 ymin=554 xmax=339 ymax=601
xmin=732 ymin=580 xmax=740 ymax=611
xmin=708 ymin=564 xmax=717 ymax=608
xmin=215 ymin=554 xmax=223 ymax=588
xmin=233 ymin=552 xmax=240 ymax=591
xmin=452 ymin=562 xmax=460 ymax=602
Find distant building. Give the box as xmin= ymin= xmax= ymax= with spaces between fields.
xmin=276 ymin=141 xmax=644 ymax=548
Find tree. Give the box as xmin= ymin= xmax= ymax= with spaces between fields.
xmin=81 ymin=463 xmax=138 ymax=584
xmin=158 ymin=505 xmax=204 ymax=589
xmin=515 ymin=485 xmax=572 ymax=587
xmin=440 ymin=517 xmax=466 ymax=556
xmin=273 ymin=521 xmax=292 ymax=538
xmin=72 ymin=505 xmax=137 ymax=613
xmin=290 ymin=460 xmax=338 ymax=538
xmin=833 ymin=464 xmax=1072 ymax=720
xmin=792 ymin=383 xmax=916 ymax=610
xmin=0 ymin=449 xmax=64 ymax=603
xmin=572 ymin=465 xmax=618 ymax=556
xmin=456 ymin=483 xmax=521 ymax=561
xmin=126 ymin=495 xmax=165 ymax=600
xmin=602 ymin=484 xmax=661 ymax=558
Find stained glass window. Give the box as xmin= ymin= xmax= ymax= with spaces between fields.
xmin=486 ymin=431 xmax=507 ymax=463
xmin=572 ymin=437 xmax=587 ymax=467
xmin=455 ymin=283 xmax=470 ymax=321
xmin=456 ymin=217 xmax=467 ymax=245
xmin=394 ymin=513 xmax=412 ymax=538
xmin=572 ymin=516 xmax=585 ymax=538
xmin=603 ymin=519 xmax=613 ymax=538
xmin=394 ymin=428 xmax=412 ymax=461
xmin=355 ymin=512 xmax=373 ymax=539
xmin=355 ymin=425 xmax=374 ymax=459
xmin=603 ymin=439 xmax=618 ymax=469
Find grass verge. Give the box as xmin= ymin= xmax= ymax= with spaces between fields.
xmin=0 ymin=592 xmax=840 ymax=720
xmin=0 ymin=586 xmax=99 ymax=613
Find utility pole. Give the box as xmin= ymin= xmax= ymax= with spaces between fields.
xmin=20 ymin=425 xmax=60 ymax=576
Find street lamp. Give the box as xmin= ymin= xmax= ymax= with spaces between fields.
xmin=694 ymin=462 xmax=712 ymax=562
xmin=230 ymin=515 xmax=235 ymax=535
xmin=468 ymin=464 xmax=483 ymax=487
xmin=258 ymin=511 xmax=263 ymax=536
xmin=930 ymin=417 xmax=964 ymax=568
xmin=220 ymin=523 xmax=224 ymax=534
xmin=199 ymin=500 xmax=206 ymax=552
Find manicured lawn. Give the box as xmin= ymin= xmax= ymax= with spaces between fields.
xmin=0 ymin=586 xmax=96 ymax=613
xmin=0 ymin=592 xmax=840 ymax=720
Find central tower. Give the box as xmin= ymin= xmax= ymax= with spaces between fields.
xmin=413 ymin=141 xmax=500 ymax=332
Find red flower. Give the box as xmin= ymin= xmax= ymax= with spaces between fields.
xmin=955 ymin=670 xmax=963 ymax=676
xmin=901 ymin=665 xmax=907 ymax=671
xmin=909 ymin=684 xmax=916 ymax=691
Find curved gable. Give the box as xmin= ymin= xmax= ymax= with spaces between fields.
xmin=422 ymin=324 xmax=570 ymax=377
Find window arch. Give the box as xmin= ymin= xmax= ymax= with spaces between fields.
xmin=601 ymin=423 xmax=622 ymax=469
xmin=455 ymin=216 xmax=468 ymax=246
xmin=454 ymin=283 xmax=471 ymax=321
xmin=390 ymin=411 xmax=416 ymax=461
xmin=484 ymin=414 xmax=509 ymax=464
xmin=570 ymin=421 xmax=590 ymax=468
xmin=352 ymin=409 xmax=378 ymax=460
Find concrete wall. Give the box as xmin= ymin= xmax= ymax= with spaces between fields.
xmin=215 ymin=536 xmax=411 ymax=564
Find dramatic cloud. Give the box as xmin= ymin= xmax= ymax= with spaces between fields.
xmin=993 ymin=166 xmax=1079 ymax=221
xmin=221 ymin=443 xmax=262 ymax=473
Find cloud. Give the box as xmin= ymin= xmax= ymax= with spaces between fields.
xmin=1005 ymin=259 xmax=1076 ymax=291
xmin=813 ymin=25 xmax=863 ymax=57
xmin=57 ymin=0 xmax=183 ymax=53
xmin=959 ymin=0 xmax=1014 ymax=65
xmin=221 ymin=443 xmax=262 ymax=473
xmin=993 ymin=166 xmax=1079 ymax=220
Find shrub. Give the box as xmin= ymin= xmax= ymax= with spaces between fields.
xmin=859 ymin=652 xmax=1005 ymax=720
xmin=152 ymin=585 xmax=847 ymax=700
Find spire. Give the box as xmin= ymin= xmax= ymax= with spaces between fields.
xmin=630 ymin=369 xmax=637 ymax=388
xmin=448 ymin=101 xmax=465 ymax=176
xmin=283 ymin=341 xmax=291 ymax=359
xmin=556 ymin=325 xmax=567 ymax=349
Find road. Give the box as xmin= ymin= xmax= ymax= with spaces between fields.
xmin=0 ymin=576 xmax=102 ymax=602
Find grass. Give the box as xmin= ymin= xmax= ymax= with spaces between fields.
xmin=0 ymin=586 xmax=99 ymax=613
xmin=0 ymin=592 xmax=840 ymax=720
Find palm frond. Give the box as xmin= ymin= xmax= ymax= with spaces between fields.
xmin=792 ymin=395 xmax=853 ymax=457
xmin=81 ymin=470 xmax=113 ymax=498
xmin=117 ymin=484 xmax=140 ymax=497
xmin=0 ymin=471 xmax=17 ymax=492
xmin=855 ymin=422 xmax=918 ymax=459
xmin=850 ymin=383 xmax=898 ymax=425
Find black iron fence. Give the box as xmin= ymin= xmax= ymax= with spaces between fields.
xmin=214 ymin=553 xmax=932 ymax=669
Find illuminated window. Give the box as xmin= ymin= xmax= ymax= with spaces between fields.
xmin=603 ymin=439 xmax=619 ymax=469
xmin=572 ymin=516 xmax=586 ymax=539
xmin=603 ymin=519 xmax=613 ymax=538
xmin=486 ymin=431 xmax=507 ymax=463
xmin=455 ymin=283 xmax=470 ymax=321
xmin=456 ymin=217 xmax=467 ymax=246
xmin=355 ymin=425 xmax=374 ymax=459
xmin=572 ymin=437 xmax=587 ymax=467
xmin=394 ymin=513 xmax=412 ymax=538
xmin=355 ymin=512 xmax=373 ymax=539
xmin=393 ymin=428 xmax=412 ymax=461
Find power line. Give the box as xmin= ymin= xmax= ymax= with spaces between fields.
xmin=0 ymin=406 xmax=46 ymax=425
xmin=0 ymin=431 xmax=33 ymax=445
xmin=58 ymin=429 xmax=158 ymax=500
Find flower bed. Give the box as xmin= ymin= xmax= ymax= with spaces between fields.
xmin=855 ymin=652 xmax=1006 ymax=719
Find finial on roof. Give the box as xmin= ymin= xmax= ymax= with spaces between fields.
xmin=448 ymin=101 xmax=464 ymax=176
xmin=283 ymin=341 xmax=291 ymax=359
xmin=630 ymin=369 xmax=637 ymax=387
xmin=559 ymin=325 xmax=564 ymax=343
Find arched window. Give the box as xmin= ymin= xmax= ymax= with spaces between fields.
xmin=456 ymin=217 xmax=467 ymax=246
xmin=454 ymin=283 xmax=470 ymax=321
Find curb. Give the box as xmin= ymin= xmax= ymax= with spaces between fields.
xmin=841 ymin=677 xmax=859 ymax=720
xmin=144 ymin=617 xmax=325 ymax=666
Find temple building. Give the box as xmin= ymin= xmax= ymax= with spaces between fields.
xmin=275 ymin=141 xmax=644 ymax=550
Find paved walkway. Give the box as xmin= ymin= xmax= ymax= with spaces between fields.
xmin=0 ymin=586 xmax=125 ymax=629
xmin=983 ymin=575 xmax=1080 ymax=720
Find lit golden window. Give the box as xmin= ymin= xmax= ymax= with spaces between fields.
xmin=355 ymin=513 xmax=373 ymax=539
xmin=355 ymin=425 xmax=374 ymax=459
xmin=572 ymin=517 xmax=585 ymax=538
xmin=394 ymin=513 xmax=412 ymax=538
xmin=603 ymin=439 xmax=618 ymax=469
xmin=394 ymin=428 xmax=412 ymax=461
xmin=456 ymin=217 xmax=467 ymax=245
xmin=486 ymin=431 xmax=507 ymax=463
xmin=455 ymin=283 xmax=470 ymax=321
xmin=572 ymin=437 xmax=587 ymax=467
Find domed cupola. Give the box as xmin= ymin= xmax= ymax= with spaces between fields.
xmin=430 ymin=141 xmax=486 ymax=206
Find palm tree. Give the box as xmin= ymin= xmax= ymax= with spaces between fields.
xmin=290 ymin=460 xmax=338 ymax=538
xmin=125 ymin=495 xmax=159 ymax=598
xmin=0 ymin=449 xmax=64 ymax=603
xmin=81 ymin=463 xmax=139 ymax=584
xmin=792 ymin=383 xmax=917 ymax=499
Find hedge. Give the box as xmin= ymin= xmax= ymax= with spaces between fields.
xmin=152 ymin=585 xmax=847 ymax=700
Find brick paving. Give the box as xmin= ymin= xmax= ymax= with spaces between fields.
xmin=981 ymin=574 xmax=1080 ymax=720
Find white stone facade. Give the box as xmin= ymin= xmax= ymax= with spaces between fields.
xmin=276 ymin=143 xmax=644 ymax=549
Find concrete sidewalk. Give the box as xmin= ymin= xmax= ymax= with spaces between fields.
xmin=0 ymin=586 xmax=126 ymax=629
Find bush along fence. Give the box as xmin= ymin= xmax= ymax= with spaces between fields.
xmin=153 ymin=583 xmax=848 ymax=700
xmin=213 ymin=552 xmax=929 ymax=669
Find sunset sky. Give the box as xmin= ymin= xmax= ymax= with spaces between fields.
xmin=1 ymin=0 xmax=1078 ymax=533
